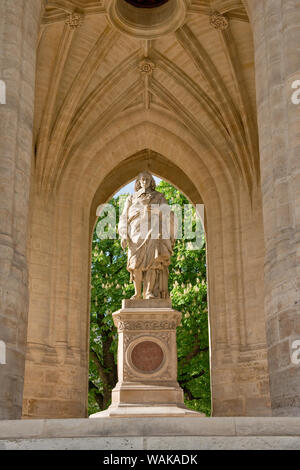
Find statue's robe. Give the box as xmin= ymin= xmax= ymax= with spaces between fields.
xmin=118 ymin=188 xmax=175 ymax=291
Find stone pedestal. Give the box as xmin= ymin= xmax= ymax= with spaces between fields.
xmin=90 ymin=299 xmax=204 ymax=417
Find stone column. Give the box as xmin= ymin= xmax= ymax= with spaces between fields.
xmin=251 ymin=0 xmax=300 ymax=415
xmin=0 ymin=0 xmax=44 ymax=419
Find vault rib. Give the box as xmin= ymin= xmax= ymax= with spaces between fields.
xmin=150 ymin=79 xmax=243 ymax=179
xmin=41 ymin=26 xmax=119 ymax=191
xmin=176 ymin=24 xmax=254 ymax=195
xmin=190 ymin=0 xmax=249 ymax=22
xmin=64 ymin=50 xmax=140 ymax=148
xmin=36 ymin=22 xmax=76 ymax=188
xmin=54 ymin=80 xmax=144 ymax=191
xmin=152 ymin=49 xmax=235 ymax=144
xmin=220 ymin=25 xmax=259 ymax=181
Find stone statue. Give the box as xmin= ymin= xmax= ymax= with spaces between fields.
xmin=119 ymin=171 xmax=176 ymax=300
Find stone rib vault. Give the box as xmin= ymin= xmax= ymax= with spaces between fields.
xmin=0 ymin=0 xmax=299 ymax=425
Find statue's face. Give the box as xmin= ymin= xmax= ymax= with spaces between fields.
xmin=139 ymin=173 xmax=151 ymax=190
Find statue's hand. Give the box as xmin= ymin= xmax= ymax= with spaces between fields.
xmin=121 ymin=238 xmax=127 ymax=250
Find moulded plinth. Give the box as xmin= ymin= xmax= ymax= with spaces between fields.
xmin=90 ymin=302 xmax=205 ymax=418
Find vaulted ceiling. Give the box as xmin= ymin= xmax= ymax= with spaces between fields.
xmin=35 ymin=0 xmax=258 ymax=197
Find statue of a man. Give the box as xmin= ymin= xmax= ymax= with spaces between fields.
xmin=119 ymin=172 xmax=175 ymax=300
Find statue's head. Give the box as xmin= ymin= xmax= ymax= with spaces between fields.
xmin=135 ymin=171 xmax=156 ymax=192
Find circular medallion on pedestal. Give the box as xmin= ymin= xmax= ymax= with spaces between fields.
xmin=131 ymin=340 xmax=164 ymax=372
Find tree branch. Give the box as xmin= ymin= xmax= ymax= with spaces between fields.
xmin=90 ymin=350 xmax=109 ymax=385
xmin=89 ymin=380 xmax=103 ymax=409
xmin=179 ymin=341 xmax=208 ymax=366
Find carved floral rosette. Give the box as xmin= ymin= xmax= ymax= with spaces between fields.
xmin=65 ymin=13 xmax=83 ymax=29
xmin=139 ymin=60 xmax=155 ymax=76
xmin=209 ymin=11 xmax=229 ymax=31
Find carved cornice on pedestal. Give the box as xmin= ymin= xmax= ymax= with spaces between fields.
xmin=113 ymin=308 xmax=182 ymax=332
xmin=116 ymin=319 xmax=177 ymax=331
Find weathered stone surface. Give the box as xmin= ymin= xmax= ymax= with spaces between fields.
xmin=250 ymin=0 xmax=300 ymax=415
xmin=145 ymin=436 xmax=300 ymax=451
xmin=3 ymin=437 xmax=143 ymax=450
xmin=0 ymin=418 xmax=300 ymax=450
xmin=5 ymin=0 xmax=300 ymax=420
xmin=119 ymin=172 xmax=175 ymax=299
xmin=122 ymin=298 xmax=172 ymax=309
xmin=3 ymin=435 xmax=300 ymax=450
xmin=90 ymin=306 xmax=203 ymax=417
xmin=0 ymin=417 xmax=300 ymax=439
xmin=0 ymin=0 xmax=45 ymax=419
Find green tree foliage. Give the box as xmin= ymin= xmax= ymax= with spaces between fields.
xmin=89 ymin=181 xmax=211 ymax=416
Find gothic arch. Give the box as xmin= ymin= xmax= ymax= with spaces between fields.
xmin=23 ymin=113 xmax=270 ymax=417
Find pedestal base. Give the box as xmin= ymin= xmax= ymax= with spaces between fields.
xmin=90 ymin=300 xmax=205 ymax=419
xmin=4 ymin=418 xmax=300 ymax=450
xmin=90 ymin=404 xmax=204 ymax=418
xmin=111 ymin=382 xmax=184 ymax=404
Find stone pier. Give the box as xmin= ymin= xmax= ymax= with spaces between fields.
xmin=250 ymin=0 xmax=300 ymax=416
xmin=0 ymin=0 xmax=45 ymax=419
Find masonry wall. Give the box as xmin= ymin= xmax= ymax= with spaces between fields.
xmin=22 ymin=116 xmax=271 ymax=418
xmin=0 ymin=0 xmax=45 ymax=419
xmin=250 ymin=0 xmax=300 ymax=416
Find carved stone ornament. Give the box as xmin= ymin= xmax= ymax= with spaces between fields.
xmin=117 ymin=319 xmax=177 ymax=331
xmin=65 ymin=13 xmax=83 ymax=29
xmin=124 ymin=333 xmax=171 ymax=379
xmin=209 ymin=11 xmax=229 ymax=31
xmin=119 ymin=172 xmax=176 ymax=300
xmin=139 ymin=60 xmax=155 ymax=76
